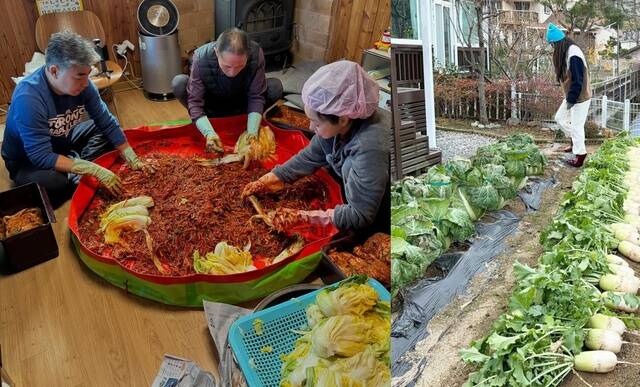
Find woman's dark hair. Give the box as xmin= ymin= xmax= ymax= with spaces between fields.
xmin=216 ymin=28 xmax=249 ymax=56
xmin=317 ymin=112 xmax=365 ymax=134
xmin=552 ymin=37 xmax=577 ymax=83
xmin=317 ymin=112 xmax=341 ymax=124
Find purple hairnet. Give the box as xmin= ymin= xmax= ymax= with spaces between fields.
xmin=301 ymin=60 xmax=379 ymax=119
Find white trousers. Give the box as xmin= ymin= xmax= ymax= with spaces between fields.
xmin=554 ymin=98 xmax=591 ymax=155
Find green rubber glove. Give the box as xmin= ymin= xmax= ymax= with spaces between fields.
xmin=121 ymin=146 xmax=154 ymax=173
xmin=246 ymin=112 xmax=262 ymax=137
xmin=195 ymin=116 xmax=223 ymax=153
xmin=71 ymin=158 xmax=123 ymax=196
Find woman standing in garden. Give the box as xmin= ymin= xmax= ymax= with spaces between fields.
xmin=547 ymin=23 xmax=592 ymax=167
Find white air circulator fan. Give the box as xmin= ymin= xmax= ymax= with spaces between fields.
xmin=137 ymin=0 xmax=182 ymax=101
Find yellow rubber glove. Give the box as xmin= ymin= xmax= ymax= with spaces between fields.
xmin=71 ymin=158 xmax=123 ymax=196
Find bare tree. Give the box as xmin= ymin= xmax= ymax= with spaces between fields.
xmin=451 ymin=0 xmax=502 ymax=124
xmin=490 ymin=19 xmax=548 ymax=121
xmin=541 ymin=0 xmax=627 ymax=36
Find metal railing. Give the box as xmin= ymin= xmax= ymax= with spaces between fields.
xmin=591 ymin=67 xmax=640 ymax=101
xmin=588 ymin=95 xmax=640 ymax=135
xmin=435 ymin=91 xmax=640 ymax=136
xmin=513 ymin=94 xmax=640 ymax=134
xmin=497 ymin=10 xmax=539 ymax=25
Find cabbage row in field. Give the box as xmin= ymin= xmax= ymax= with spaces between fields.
xmin=391 ymin=134 xmax=547 ymax=294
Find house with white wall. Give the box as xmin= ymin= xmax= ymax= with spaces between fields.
xmin=495 ymin=0 xmax=552 ymax=25
xmin=393 ymin=0 xmax=483 ymax=70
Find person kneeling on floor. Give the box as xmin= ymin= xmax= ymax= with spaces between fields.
xmin=1 ymin=31 xmax=151 ymax=207
xmin=242 ymin=61 xmax=390 ymax=235
xmin=172 ymin=27 xmax=283 ymax=160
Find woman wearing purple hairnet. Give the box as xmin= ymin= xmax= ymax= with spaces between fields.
xmin=242 ymin=60 xmax=390 ymax=233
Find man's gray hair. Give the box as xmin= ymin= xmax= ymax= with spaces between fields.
xmin=45 ymin=30 xmax=100 ymax=69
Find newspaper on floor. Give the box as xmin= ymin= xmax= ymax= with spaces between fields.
xmin=151 ymin=354 xmax=217 ymax=387
xmin=203 ymin=300 xmax=251 ymax=387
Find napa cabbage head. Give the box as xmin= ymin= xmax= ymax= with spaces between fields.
xmin=303 ymin=346 xmax=390 ymax=387
xmin=280 ymin=337 xmax=327 ymax=387
xmin=306 ymin=304 xmax=325 ymax=329
xmin=330 ymin=346 xmax=391 ymax=386
xmin=363 ymin=301 xmax=391 ymax=356
xmin=311 ymin=315 xmax=371 ymax=358
xmin=315 ymin=282 xmax=378 ymax=317
xmin=304 ymin=366 xmax=363 ymax=387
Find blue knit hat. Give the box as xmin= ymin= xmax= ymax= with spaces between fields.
xmin=546 ymin=23 xmax=565 ymax=43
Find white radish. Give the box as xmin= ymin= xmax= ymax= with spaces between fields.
xmin=585 ymin=329 xmax=623 ymax=353
xmin=599 ymin=274 xmax=640 ymax=294
xmin=625 ymin=172 xmax=640 ymax=183
xmin=627 ymin=192 xmax=640 ymax=200
xmin=603 ymin=291 xmax=640 ymax=313
xmin=625 ymin=214 xmax=640 ymax=229
xmin=624 ymin=201 xmax=640 ymax=215
xmin=608 ymin=263 xmax=636 ymax=277
xmin=625 ymin=206 xmax=640 ymax=216
xmin=619 ymin=240 xmax=640 ymax=262
xmin=607 ymin=254 xmax=630 ymax=267
xmin=574 ymin=350 xmax=618 ymax=373
xmin=610 ymin=223 xmax=640 ymax=244
xmin=574 ymin=350 xmax=640 ymax=373
xmin=626 ymin=198 xmax=640 ymax=205
xmin=588 ymin=314 xmax=626 ymax=336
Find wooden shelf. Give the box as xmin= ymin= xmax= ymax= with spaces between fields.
xmin=390 ymin=43 xmax=441 ymax=180
xmin=362 ymin=48 xmax=391 ymax=111
xmin=364 ymin=48 xmax=390 ymax=59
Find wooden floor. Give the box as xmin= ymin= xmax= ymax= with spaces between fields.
xmin=0 ymin=90 xmax=222 ymax=386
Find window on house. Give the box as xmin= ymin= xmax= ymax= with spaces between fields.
xmin=443 ymin=6 xmax=451 ymax=64
xmin=544 ymin=5 xmax=552 ymax=14
xmin=514 ymin=1 xmax=530 ymax=11
xmin=433 ymin=4 xmax=452 ymax=66
xmin=391 ymin=0 xmax=420 ymax=39
xmin=391 ymin=0 xmax=462 ymax=68
xmin=459 ymin=0 xmax=479 ymax=46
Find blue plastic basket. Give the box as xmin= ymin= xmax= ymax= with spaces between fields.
xmin=228 ymin=278 xmax=390 ymax=387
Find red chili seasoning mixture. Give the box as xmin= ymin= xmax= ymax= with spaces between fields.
xmin=269 ymin=107 xmax=311 ymax=130
xmin=78 ymin=154 xmax=330 ymax=276
xmin=328 ymin=233 xmax=391 ymax=287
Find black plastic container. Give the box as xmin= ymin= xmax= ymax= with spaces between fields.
xmin=319 ymin=236 xmax=354 ymax=285
xmin=264 ymin=104 xmax=314 ymax=139
xmin=319 ymin=234 xmax=391 ymax=289
xmin=0 ymin=183 xmax=58 ymax=273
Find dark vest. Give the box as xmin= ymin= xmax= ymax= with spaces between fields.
xmin=194 ymin=41 xmax=261 ymax=116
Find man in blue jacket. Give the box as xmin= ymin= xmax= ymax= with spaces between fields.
xmin=1 ymin=31 xmax=151 ymax=206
